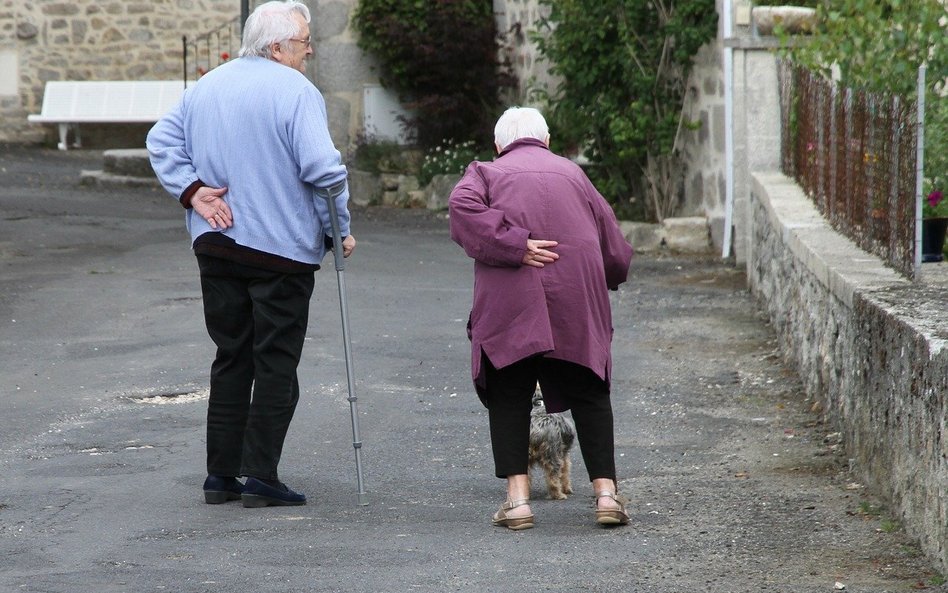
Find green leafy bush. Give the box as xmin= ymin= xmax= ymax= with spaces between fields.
xmin=352 ymin=0 xmax=516 ymax=151
xmin=532 ymin=0 xmax=717 ymax=221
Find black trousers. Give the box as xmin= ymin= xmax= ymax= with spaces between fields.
xmin=484 ymin=355 xmax=617 ymax=482
xmin=197 ymin=255 xmax=315 ymax=480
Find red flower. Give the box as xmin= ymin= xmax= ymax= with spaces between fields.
xmin=220 ymin=52 xmax=230 ymax=61
xmin=928 ymin=190 xmax=944 ymax=209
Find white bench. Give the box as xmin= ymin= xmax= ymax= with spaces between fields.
xmin=28 ymin=80 xmax=185 ymax=150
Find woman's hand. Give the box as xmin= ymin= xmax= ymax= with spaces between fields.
xmin=522 ymin=239 xmax=559 ymax=268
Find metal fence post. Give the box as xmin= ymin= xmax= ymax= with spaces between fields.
xmin=914 ymin=63 xmax=927 ymax=281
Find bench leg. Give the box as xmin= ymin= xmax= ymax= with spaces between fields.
xmin=56 ymin=124 xmax=82 ymax=150
xmin=57 ymin=124 xmax=68 ymax=151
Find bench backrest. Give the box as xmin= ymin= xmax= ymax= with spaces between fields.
xmin=29 ymin=81 xmax=185 ymax=123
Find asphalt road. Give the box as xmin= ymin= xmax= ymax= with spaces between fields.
xmin=0 ymin=146 xmax=944 ymax=593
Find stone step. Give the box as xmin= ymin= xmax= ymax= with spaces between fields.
xmin=621 ymin=217 xmax=715 ymax=254
xmin=79 ymin=148 xmax=160 ymax=188
xmin=103 ymin=148 xmax=154 ymax=177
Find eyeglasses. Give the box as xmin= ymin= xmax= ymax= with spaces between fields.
xmin=287 ymin=37 xmax=311 ymax=48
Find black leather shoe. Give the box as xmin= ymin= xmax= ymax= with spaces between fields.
xmin=241 ymin=477 xmax=307 ymax=507
xmin=203 ymin=475 xmax=245 ymax=504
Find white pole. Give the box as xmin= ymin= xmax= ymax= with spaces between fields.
xmin=722 ymin=0 xmax=736 ymax=258
xmin=914 ymin=63 xmax=926 ymax=281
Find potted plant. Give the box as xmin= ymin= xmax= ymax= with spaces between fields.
xmin=921 ymin=183 xmax=948 ymax=263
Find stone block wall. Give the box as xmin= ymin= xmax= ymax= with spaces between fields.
xmin=0 ymin=0 xmax=569 ymax=155
xmin=0 ymin=0 xmax=235 ymax=144
xmin=678 ymin=0 xmax=787 ymax=260
xmin=311 ymin=0 xmax=375 ymax=151
xmin=492 ymin=0 xmax=558 ymax=104
xmin=748 ymin=171 xmax=948 ymax=572
xmin=0 ymin=0 xmax=375 ymax=150
xmin=678 ymin=41 xmax=726 ymax=224
xmin=0 ymin=0 xmax=739 ymax=240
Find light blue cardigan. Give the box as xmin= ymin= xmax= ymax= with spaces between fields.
xmin=147 ymin=56 xmax=350 ymax=265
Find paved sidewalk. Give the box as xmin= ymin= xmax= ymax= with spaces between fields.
xmin=0 ymin=146 xmax=944 ymax=592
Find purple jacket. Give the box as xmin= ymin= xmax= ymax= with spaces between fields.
xmin=449 ymin=138 xmax=633 ymax=412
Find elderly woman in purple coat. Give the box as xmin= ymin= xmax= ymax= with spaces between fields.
xmin=449 ymin=107 xmax=634 ymax=530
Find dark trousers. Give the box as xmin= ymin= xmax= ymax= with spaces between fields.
xmin=484 ymin=355 xmax=617 ymax=482
xmin=197 ymin=255 xmax=314 ymax=480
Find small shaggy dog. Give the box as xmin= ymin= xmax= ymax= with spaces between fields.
xmin=528 ymin=387 xmax=576 ymax=500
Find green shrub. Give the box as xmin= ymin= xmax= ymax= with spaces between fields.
xmin=532 ymin=0 xmax=717 ymax=221
xmin=352 ymin=0 xmax=516 ymax=151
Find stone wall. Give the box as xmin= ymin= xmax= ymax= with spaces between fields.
xmin=0 ymin=0 xmax=733 ymax=241
xmin=0 ymin=0 xmax=374 ymax=150
xmin=679 ymin=0 xmax=787 ymax=260
xmin=748 ymin=171 xmax=948 ymax=572
xmin=310 ymin=0 xmax=375 ymax=151
xmin=1 ymin=0 xmax=556 ymax=151
xmin=0 ymin=0 xmax=235 ymax=145
xmin=678 ymin=40 xmax=726 ymax=245
xmin=492 ymin=0 xmax=558 ymax=104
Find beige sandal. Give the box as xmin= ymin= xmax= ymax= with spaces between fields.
xmin=595 ymin=491 xmax=630 ymax=526
xmin=492 ymin=498 xmax=535 ymax=530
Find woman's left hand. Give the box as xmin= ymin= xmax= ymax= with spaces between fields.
xmin=522 ymin=239 xmax=559 ymax=268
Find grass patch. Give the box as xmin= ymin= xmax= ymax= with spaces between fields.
xmin=879 ymin=518 xmax=900 ymax=533
xmin=857 ymin=501 xmax=884 ymax=517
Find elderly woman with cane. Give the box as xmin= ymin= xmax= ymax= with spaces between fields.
xmin=449 ymin=107 xmax=634 ymax=530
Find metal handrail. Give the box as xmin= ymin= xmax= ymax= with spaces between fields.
xmin=183 ymin=16 xmax=242 ymax=88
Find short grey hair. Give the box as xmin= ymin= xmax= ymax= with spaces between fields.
xmin=494 ymin=107 xmax=550 ymax=151
xmin=239 ymin=0 xmax=311 ymax=59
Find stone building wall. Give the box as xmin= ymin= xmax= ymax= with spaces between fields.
xmin=3 ymin=0 xmax=740 ymax=241
xmin=0 ymin=0 xmax=236 ymax=145
xmin=0 ymin=0 xmax=376 ymax=150
xmin=677 ymin=0 xmax=785 ymax=257
xmin=309 ymin=0 xmax=375 ymax=152
xmin=0 ymin=0 xmax=564 ymax=152
xmin=678 ymin=40 xmax=727 ymax=240
xmin=492 ymin=0 xmax=557 ymax=104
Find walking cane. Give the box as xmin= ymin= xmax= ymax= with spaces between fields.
xmin=316 ymin=181 xmax=368 ymax=506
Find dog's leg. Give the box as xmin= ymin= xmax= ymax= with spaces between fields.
xmin=544 ymin=459 xmax=567 ymax=500
xmin=561 ymin=456 xmax=573 ymax=494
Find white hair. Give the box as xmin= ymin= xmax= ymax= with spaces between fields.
xmin=239 ymin=1 xmax=311 ymax=59
xmin=494 ymin=107 xmax=550 ymax=151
